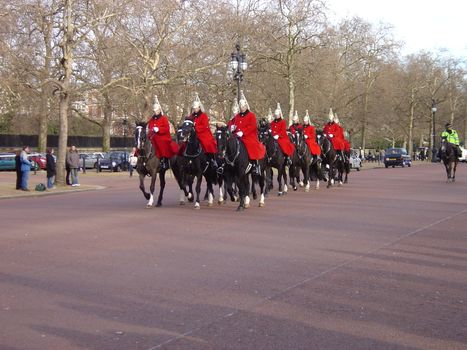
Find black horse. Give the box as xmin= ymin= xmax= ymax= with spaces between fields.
xmin=317 ymin=132 xmax=336 ymax=188
xmin=289 ymin=129 xmax=313 ymax=192
xmin=258 ymin=125 xmax=288 ymax=196
xmin=178 ymin=119 xmax=216 ymax=209
xmin=134 ymin=122 xmax=169 ymax=207
xmin=439 ymin=139 xmax=459 ymax=182
xmin=215 ymin=125 xmax=238 ymax=204
xmin=224 ymin=135 xmax=267 ymax=211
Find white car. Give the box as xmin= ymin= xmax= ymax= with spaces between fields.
xmin=459 ymin=146 xmax=467 ymax=162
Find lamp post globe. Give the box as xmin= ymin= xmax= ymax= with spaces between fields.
xmin=228 ymin=43 xmax=247 ymax=103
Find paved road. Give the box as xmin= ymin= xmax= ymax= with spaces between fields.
xmin=1 ymin=164 xmax=466 ymax=350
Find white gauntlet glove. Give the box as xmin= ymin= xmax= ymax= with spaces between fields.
xmin=230 ymin=125 xmax=236 ymax=132
xmin=153 ymin=127 xmax=159 ymax=133
xmin=304 ymin=135 xmax=309 ymax=139
xmin=236 ymin=131 xmax=243 ymax=137
xmin=328 ymin=133 xmax=333 ymax=138
xmin=273 ymin=135 xmax=279 ymax=140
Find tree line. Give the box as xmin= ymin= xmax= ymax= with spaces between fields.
xmin=0 ymin=0 xmax=466 ymax=184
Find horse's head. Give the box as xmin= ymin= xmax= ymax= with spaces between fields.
xmin=134 ymin=122 xmax=147 ymax=150
xmin=179 ymin=119 xmax=196 ymax=143
xmin=292 ymin=128 xmax=306 ymax=154
xmin=258 ymin=125 xmax=271 ymax=144
xmin=215 ymin=125 xmax=229 ymax=156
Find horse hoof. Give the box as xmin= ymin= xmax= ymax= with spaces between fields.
xmin=208 ymin=202 xmax=213 ymax=207
xmin=277 ymin=192 xmax=283 ymax=196
xmin=146 ymin=205 xmax=153 ymax=209
xmin=299 ymin=181 xmax=304 ymax=187
xmin=259 ymin=202 xmax=265 ymax=207
xmin=293 ymin=187 xmax=297 ymax=191
xmin=236 ymin=206 xmax=245 ymax=212
xmin=218 ymin=200 xmax=224 ymax=205
xmin=305 ymin=188 xmax=310 ymax=192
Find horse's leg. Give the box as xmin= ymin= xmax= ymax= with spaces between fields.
xmin=147 ymin=171 xmax=157 ymax=207
xmin=303 ymin=162 xmax=310 ymax=192
xmin=139 ymin=173 xmax=150 ymax=200
xmin=207 ymin=180 xmax=214 ymax=207
xmin=194 ymin=173 xmax=202 ymax=209
xmin=156 ymin=170 xmax=165 ymax=207
xmin=290 ymin=165 xmax=297 ymax=191
xmin=452 ymin=161 xmax=458 ymax=182
xmin=251 ymin=174 xmax=257 ymax=200
xmin=327 ymin=163 xmax=333 ymax=188
xmin=218 ymin=178 xmax=224 ymax=205
xmin=277 ymin=166 xmax=283 ymax=196
xmin=258 ymin=171 xmax=266 ymax=207
xmin=283 ymin=163 xmax=288 ymax=194
xmin=236 ymin=175 xmax=247 ymax=212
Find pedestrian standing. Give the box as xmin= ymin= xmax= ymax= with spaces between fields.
xmin=46 ymin=148 xmax=56 ymax=189
xmin=129 ymin=147 xmax=138 ymax=177
xmin=66 ymin=145 xmax=80 ymax=186
xmin=65 ymin=146 xmax=72 ymax=185
xmin=15 ymin=149 xmax=23 ymax=190
xmin=20 ymin=146 xmax=32 ymax=191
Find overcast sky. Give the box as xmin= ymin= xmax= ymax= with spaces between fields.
xmin=326 ymin=0 xmax=467 ymax=59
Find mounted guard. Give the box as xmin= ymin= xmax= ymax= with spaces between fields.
xmin=289 ymin=111 xmax=303 ymax=135
xmin=230 ymin=91 xmax=266 ymax=175
xmin=323 ymin=108 xmax=345 ymax=160
xmin=270 ymin=103 xmax=295 ymax=165
xmin=147 ymin=95 xmax=178 ymax=170
xmin=188 ymin=93 xmax=218 ymax=171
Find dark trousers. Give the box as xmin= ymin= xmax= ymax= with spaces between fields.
xmin=66 ymin=167 xmax=71 ymax=185
xmin=16 ymin=170 xmax=22 ymax=189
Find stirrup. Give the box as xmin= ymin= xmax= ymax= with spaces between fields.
xmin=216 ymin=166 xmax=224 ymax=175
xmin=245 ymin=163 xmax=252 ymax=174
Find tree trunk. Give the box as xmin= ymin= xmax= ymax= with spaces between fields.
xmin=407 ymin=90 xmax=415 ymax=157
xmin=38 ymin=96 xmax=48 ymax=153
xmin=56 ymin=0 xmax=73 ymax=185
xmin=102 ymin=94 xmax=112 ymax=152
xmin=288 ymin=74 xmax=295 ymax=127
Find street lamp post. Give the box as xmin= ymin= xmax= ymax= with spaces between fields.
xmin=122 ymin=117 xmax=128 ymax=169
xmin=227 ymin=43 xmax=248 ymax=102
xmin=431 ymin=99 xmax=437 ymax=162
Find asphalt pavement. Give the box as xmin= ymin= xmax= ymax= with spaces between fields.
xmin=0 ymin=163 xmax=466 ymax=350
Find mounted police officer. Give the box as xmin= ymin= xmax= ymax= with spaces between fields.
xmin=440 ymin=122 xmax=462 ymax=158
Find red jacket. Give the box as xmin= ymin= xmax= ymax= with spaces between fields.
xmin=302 ymin=125 xmax=321 ymax=156
xmin=335 ymin=124 xmax=351 ymax=152
xmin=270 ymin=118 xmax=295 ymax=156
xmin=192 ymin=112 xmax=217 ymax=154
xmin=148 ymin=114 xmax=178 ymax=158
xmin=322 ymin=122 xmax=344 ymax=151
xmin=289 ymin=123 xmax=303 ymax=135
xmin=231 ymin=111 xmax=266 ymax=160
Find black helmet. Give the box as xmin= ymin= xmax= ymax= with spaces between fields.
xmin=445 ymin=122 xmax=452 ymax=128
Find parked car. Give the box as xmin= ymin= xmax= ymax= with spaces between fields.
xmin=458 ymin=146 xmax=467 ymax=162
xmin=29 ymin=153 xmax=47 ymax=170
xmin=384 ymin=148 xmax=412 ymax=168
xmin=349 ymin=149 xmax=362 ymax=171
xmin=0 ymin=153 xmax=16 ymax=171
xmin=0 ymin=153 xmax=37 ymax=171
xmin=98 ymin=151 xmax=129 ymax=172
xmin=78 ymin=153 xmax=101 ymax=169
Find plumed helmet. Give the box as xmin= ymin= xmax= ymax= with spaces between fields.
xmin=303 ymin=110 xmax=310 ymax=124
xmin=274 ymin=103 xmax=282 ymax=118
xmin=192 ymin=93 xmax=204 ymax=112
xmin=292 ymin=110 xmax=299 ymax=123
xmin=238 ymin=90 xmax=250 ymax=111
xmin=231 ymin=98 xmax=239 ymax=116
xmin=267 ymin=108 xmax=273 ymax=123
xmin=328 ymin=108 xmax=334 ymax=122
xmin=152 ymin=95 xmax=163 ymax=114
